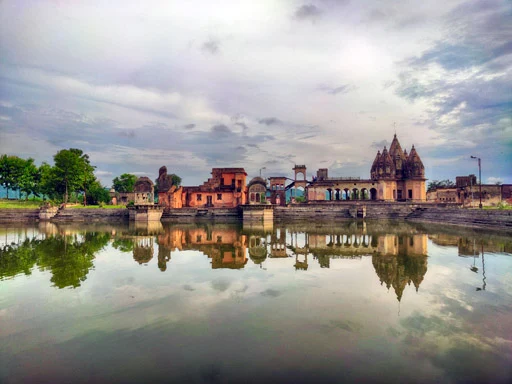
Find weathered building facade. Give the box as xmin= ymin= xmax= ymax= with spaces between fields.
xmin=158 ymin=167 xmax=247 ymax=208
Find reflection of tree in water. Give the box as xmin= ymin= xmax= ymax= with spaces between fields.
xmin=0 ymin=238 xmax=39 ymax=279
xmin=0 ymin=232 xmax=110 ymax=288
xmin=112 ymin=238 xmax=134 ymax=253
xmin=372 ymin=237 xmax=428 ymax=301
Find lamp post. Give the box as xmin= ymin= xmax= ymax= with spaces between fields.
xmin=259 ymin=167 xmax=266 ymax=177
xmin=470 ymin=156 xmax=482 ymax=209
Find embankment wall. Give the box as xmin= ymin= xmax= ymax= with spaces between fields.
xmin=0 ymin=203 xmax=511 ymax=231
xmin=0 ymin=209 xmax=40 ymax=223
xmin=274 ymin=203 xmax=512 ymax=231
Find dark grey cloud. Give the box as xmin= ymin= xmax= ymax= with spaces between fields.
xmin=183 ymin=123 xmax=195 ymax=129
xmin=201 ymin=39 xmax=220 ymax=55
xmin=258 ymin=117 xmax=282 ymax=126
xmin=210 ymin=124 xmax=232 ymax=137
xmin=318 ymin=84 xmax=356 ymax=95
xmin=294 ymin=4 xmax=322 ymax=21
xmin=261 ymin=289 xmax=281 ymax=297
xmin=211 ymin=279 xmax=230 ymax=292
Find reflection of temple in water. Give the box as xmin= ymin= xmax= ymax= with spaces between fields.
xmin=371 ymin=235 xmax=428 ymax=301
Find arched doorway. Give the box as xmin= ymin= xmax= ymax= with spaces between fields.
xmin=370 ymin=188 xmax=377 ymax=200
xmin=353 ymin=188 xmax=359 ymax=200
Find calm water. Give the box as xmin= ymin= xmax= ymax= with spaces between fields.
xmin=1 ymin=220 xmax=511 ymax=384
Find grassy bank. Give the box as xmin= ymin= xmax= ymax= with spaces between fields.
xmin=0 ymin=199 xmax=43 ymax=209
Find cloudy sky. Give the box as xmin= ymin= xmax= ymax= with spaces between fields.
xmin=0 ymin=0 xmax=510 ymax=186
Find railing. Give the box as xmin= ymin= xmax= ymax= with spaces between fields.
xmin=325 ymin=177 xmax=361 ymax=181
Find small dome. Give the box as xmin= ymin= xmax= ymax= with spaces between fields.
xmin=248 ymin=176 xmax=267 ymax=187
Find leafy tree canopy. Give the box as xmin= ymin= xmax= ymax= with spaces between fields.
xmin=112 ymin=173 xmax=138 ymax=193
xmin=427 ymin=179 xmax=455 ymax=192
xmin=53 ymin=148 xmax=96 ymax=203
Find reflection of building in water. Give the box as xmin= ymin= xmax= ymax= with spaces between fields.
xmin=133 ymin=237 xmax=154 ymax=264
xmin=158 ymin=226 xmax=248 ymax=269
xmin=248 ymin=235 xmax=267 ymax=266
xmin=124 ymin=221 xmax=164 ymax=266
xmin=372 ymin=234 xmax=428 ymax=301
xmin=294 ymin=254 xmax=308 ymax=270
xmin=429 ymin=234 xmax=512 ymax=256
xmin=270 ymin=227 xmax=287 ymax=258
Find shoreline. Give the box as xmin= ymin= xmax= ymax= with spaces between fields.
xmin=0 ymin=202 xmax=511 ymax=232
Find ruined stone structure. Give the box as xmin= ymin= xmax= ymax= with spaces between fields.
xmin=128 ymin=177 xmax=163 ymax=222
xmin=307 ymin=134 xmax=426 ymax=202
xmin=133 ymin=177 xmax=155 ymax=205
xmin=156 ymin=166 xmax=182 ymax=208
xmin=427 ymin=174 xmax=512 ymax=206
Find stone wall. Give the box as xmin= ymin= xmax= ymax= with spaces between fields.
xmin=1 ymin=204 xmax=510 ymax=231
xmin=0 ymin=209 xmax=40 ymax=222
xmin=51 ymin=208 xmax=129 ymax=222
xmin=274 ymin=202 xmax=512 ymax=231
xmin=161 ymin=207 xmax=241 ymax=222
xmin=406 ymin=206 xmax=512 ymax=230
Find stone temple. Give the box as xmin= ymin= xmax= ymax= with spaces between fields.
xmin=307 ymin=134 xmax=426 ymax=202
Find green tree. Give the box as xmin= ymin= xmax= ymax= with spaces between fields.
xmin=427 ymin=179 xmax=455 ymax=192
xmin=18 ymin=158 xmax=39 ymax=200
xmin=112 ymin=173 xmax=138 ymax=193
xmin=0 ymin=155 xmax=26 ymax=198
xmin=86 ymin=181 xmax=111 ymax=205
xmin=53 ymin=149 xmax=95 ymax=203
xmin=170 ymin=174 xmax=181 ymax=187
xmin=38 ymin=162 xmax=60 ymax=201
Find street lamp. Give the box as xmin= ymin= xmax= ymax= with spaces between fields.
xmin=470 ymin=156 xmax=482 ymax=209
xmin=259 ymin=167 xmax=266 ymax=177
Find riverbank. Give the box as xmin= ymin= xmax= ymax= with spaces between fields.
xmin=0 ymin=203 xmax=511 ymax=231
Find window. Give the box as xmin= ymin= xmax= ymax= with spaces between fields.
xmin=408 ymin=189 xmax=413 ymax=199
xmin=231 ymin=179 xmax=235 ymax=187
xmin=197 ymin=194 xmax=202 ymax=201
xmin=217 ymin=194 xmax=222 ymax=200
